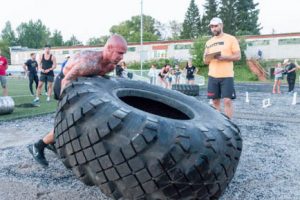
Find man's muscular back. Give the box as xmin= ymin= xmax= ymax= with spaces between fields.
xmin=61 ymin=35 xmax=127 ymax=91
xmin=62 ymin=51 xmax=114 ymax=90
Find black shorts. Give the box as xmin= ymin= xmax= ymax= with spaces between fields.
xmin=186 ymin=75 xmax=195 ymax=81
xmin=40 ymin=74 xmax=54 ymax=82
xmin=158 ymin=73 xmax=165 ymax=79
xmin=53 ymin=72 xmax=64 ymax=100
xmin=207 ymin=76 xmax=236 ymax=99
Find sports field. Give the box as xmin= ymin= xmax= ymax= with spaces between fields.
xmin=0 ymin=77 xmax=57 ymax=121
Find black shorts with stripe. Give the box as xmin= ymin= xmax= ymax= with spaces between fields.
xmin=207 ymin=76 xmax=236 ymax=99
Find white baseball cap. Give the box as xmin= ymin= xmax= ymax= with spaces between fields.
xmin=283 ymin=59 xmax=289 ymax=65
xmin=209 ymin=17 xmax=223 ymax=26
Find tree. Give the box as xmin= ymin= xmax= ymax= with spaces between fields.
xmin=87 ymin=36 xmax=109 ymax=46
xmin=236 ymin=36 xmax=247 ymax=65
xmin=181 ymin=0 xmax=202 ymax=39
xmin=110 ymin=15 xmax=160 ymax=43
xmin=219 ymin=0 xmax=238 ymax=35
xmin=64 ymin=35 xmax=82 ymax=46
xmin=201 ymin=0 xmax=219 ymax=35
xmin=235 ymin=0 xmax=261 ymax=35
xmin=190 ymin=37 xmax=209 ymax=68
xmin=169 ymin=20 xmax=182 ymax=40
xmin=0 ymin=40 xmax=11 ymax=62
xmin=49 ymin=30 xmax=64 ymax=47
xmin=16 ymin=19 xmax=50 ymax=48
xmin=1 ymin=21 xmax=18 ymax=46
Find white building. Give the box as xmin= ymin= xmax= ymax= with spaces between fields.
xmin=10 ymin=33 xmax=300 ymax=66
xmin=244 ymin=33 xmax=300 ymax=60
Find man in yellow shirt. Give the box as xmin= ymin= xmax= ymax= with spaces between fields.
xmin=203 ymin=17 xmax=241 ymax=119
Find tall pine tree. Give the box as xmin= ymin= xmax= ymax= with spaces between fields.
xmin=181 ymin=0 xmax=202 ymax=39
xmin=202 ymin=0 xmax=219 ymax=35
xmin=1 ymin=21 xmax=18 ymax=46
xmin=219 ymin=0 xmax=238 ymax=35
xmin=235 ymin=0 xmax=260 ymax=35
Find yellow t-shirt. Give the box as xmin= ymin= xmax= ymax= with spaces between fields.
xmin=205 ymin=33 xmax=240 ymax=78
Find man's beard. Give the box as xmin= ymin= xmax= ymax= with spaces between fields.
xmin=212 ymin=30 xmax=221 ymax=36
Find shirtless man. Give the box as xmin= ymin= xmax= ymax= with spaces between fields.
xmin=28 ymin=35 xmax=127 ymax=166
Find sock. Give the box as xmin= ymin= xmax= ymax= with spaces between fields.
xmin=35 ymin=139 xmax=47 ymax=150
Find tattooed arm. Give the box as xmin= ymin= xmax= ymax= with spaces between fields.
xmin=61 ymin=52 xmax=101 ymax=93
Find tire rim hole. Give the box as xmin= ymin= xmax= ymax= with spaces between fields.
xmin=119 ymin=96 xmax=191 ymax=120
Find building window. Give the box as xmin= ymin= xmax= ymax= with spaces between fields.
xmin=174 ymin=44 xmax=192 ymax=50
xmin=128 ymin=47 xmax=136 ymax=52
xmin=62 ymin=50 xmax=69 ymax=54
xmin=73 ymin=50 xmax=80 ymax=54
xmin=153 ymin=50 xmax=167 ymax=58
xmin=278 ymin=38 xmax=300 ymax=45
xmin=247 ymin=40 xmax=270 ymax=47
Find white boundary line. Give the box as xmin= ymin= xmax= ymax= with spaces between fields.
xmin=292 ymin=92 xmax=297 ymax=105
xmin=245 ymin=92 xmax=249 ymax=103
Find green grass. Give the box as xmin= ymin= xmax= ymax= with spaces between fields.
xmin=0 ymin=78 xmax=57 ymax=121
xmin=197 ymin=65 xmax=259 ymax=82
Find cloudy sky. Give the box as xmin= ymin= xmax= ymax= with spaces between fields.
xmin=0 ymin=0 xmax=299 ymax=43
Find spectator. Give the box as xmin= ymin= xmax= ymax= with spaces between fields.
xmin=61 ymin=55 xmax=70 ymax=72
xmin=166 ymin=67 xmax=173 ymax=88
xmin=33 ymin=45 xmax=57 ymax=102
xmin=23 ymin=53 xmax=39 ymax=96
xmin=174 ymin=64 xmax=181 ymax=84
xmin=115 ymin=62 xmax=123 ymax=77
xmin=272 ymin=62 xmax=283 ymax=94
xmin=0 ymin=50 xmax=8 ymax=96
xmin=116 ymin=61 xmax=132 ymax=79
xmin=120 ymin=61 xmax=128 ymax=78
xmin=148 ymin=64 xmax=157 ymax=84
xmin=185 ymin=60 xmax=197 ymax=85
xmin=283 ymin=59 xmax=297 ymax=93
xmin=158 ymin=64 xmax=171 ymax=88
xmin=258 ymin=49 xmax=263 ymax=60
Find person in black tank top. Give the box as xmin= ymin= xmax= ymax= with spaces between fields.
xmin=33 ymin=45 xmax=57 ymax=102
xmin=185 ymin=60 xmax=198 ymax=85
xmin=158 ymin=64 xmax=171 ymax=88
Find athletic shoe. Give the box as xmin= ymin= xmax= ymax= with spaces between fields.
xmin=46 ymin=143 xmax=57 ymax=154
xmin=47 ymin=96 xmax=50 ymax=102
xmin=33 ymin=97 xmax=39 ymax=103
xmin=27 ymin=144 xmax=49 ymax=167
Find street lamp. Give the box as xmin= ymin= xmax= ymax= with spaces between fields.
xmin=140 ymin=0 xmax=143 ymax=76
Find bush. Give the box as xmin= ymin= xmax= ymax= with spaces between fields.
xmin=190 ymin=37 xmax=209 ymax=68
xmin=127 ymin=58 xmax=187 ymax=70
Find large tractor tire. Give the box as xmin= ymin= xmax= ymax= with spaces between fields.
xmin=0 ymin=96 xmax=14 ymax=115
xmin=54 ymin=76 xmax=242 ymax=200
xmin=171 ymin=84 xmax=200 ymax=96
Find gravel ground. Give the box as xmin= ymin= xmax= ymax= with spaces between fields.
xmin=0 ymin=83 xmax=299 ymax=200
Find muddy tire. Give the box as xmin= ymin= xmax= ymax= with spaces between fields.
xmin=171 ymin=84 xmax=200 ymax=96
xmin=54 ymin=76 xmax=242 ymax=200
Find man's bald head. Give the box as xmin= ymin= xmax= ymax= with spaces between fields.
xmin=103 ymin=35 xmax=127 ymax=65
xmin=104 ymin=35 xmax=127 ymax=50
